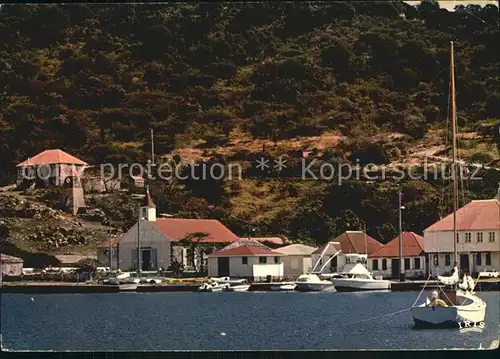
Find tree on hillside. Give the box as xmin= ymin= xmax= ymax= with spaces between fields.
xmin=178 ymin=232 xmax=212 ymax=274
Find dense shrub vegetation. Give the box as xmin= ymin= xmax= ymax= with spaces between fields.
xmin=0 ymin=2 xmax=498 ymax=245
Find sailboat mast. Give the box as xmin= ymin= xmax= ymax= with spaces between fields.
xmin=399 ymin=189 xmax=404 ymax=282
xmin=450 ymin=41 xmax=458 ymax=268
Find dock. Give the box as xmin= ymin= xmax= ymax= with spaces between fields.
xmin=1 ymin=279 xmax=498 ymax=294
xmin=390 ymin=279 xmax=500 ymax=292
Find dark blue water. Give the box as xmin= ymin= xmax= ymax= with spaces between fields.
xmin=1 ymin=291 xmax=499 ymax=351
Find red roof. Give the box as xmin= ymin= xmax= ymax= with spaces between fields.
xmin=1 ymin=254 xmax=24 ymax=263
xmin=98 ymin=235 xmax=123 ymax=248
xmin=239 ymin=237 xmax=284 ymax=245
xmin=17 ymin=149 xmax=87 ymax=167
xmin=368 ymin=232 xmax=425 ymax=258
xmin=425 ymin=199 xmax=500 ymax=232
xmin=209 ymin=244 xmax=284 ymax=257
xmin=328 ymin=231 xmax=383 ymax=255
xmin=152 ymin=219 xmax=239 ymax=243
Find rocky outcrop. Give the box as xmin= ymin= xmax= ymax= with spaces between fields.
xmin=0 ymin=193 xmax=121 ymax=252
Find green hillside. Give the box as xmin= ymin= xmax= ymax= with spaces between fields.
xmin=0 ymin=2 xmax=499 ymax=251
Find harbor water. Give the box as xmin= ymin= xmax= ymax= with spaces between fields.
xmin=1 ymin=291 xmax=499 ymax=351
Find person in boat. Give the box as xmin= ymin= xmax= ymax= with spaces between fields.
xmin=426 ymin=290 xmax=448 ymax=307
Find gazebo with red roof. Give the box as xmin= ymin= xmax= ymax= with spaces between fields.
xmin=368 ymin=232 xmax=426 ymax=279
xmin=16 ymin=149 xmax=87 ymax=187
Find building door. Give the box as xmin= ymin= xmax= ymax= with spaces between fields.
xmin=217 ymin=257 xmax=230 ymax=277
xmin=391 ymin=259 xmax=400 ymax=278
xmin=329 ymin=255 xmax=338 ymax=273
xmin=460 ymin=254 xmax=470 ymax=274
xmin=142 ymin=249 xmax=151 ymax=271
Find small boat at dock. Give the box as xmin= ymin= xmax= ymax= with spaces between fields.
xmin=295 ymin=274 xmax=335 ymax=292
xmin=331 ymin=263 xmax=391 ymax=292
xmin=210 ymin=277 xmax=247 ymax=285
xmin=223 ymin=284 xmax=251 ymax=292
xmin=270 ymin=283 xmax=297 ymax=291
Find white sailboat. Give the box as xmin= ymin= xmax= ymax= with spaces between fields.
xmin=411 ymin=41 xmax=486 ymax=328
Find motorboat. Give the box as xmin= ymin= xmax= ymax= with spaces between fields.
xmin=295 ymin=274 xmax=335 ymax=292
xmin=223 ymin=284 xmax=251 ymax=292
xmin=210 ymin=277 xmax=247 ymax=285
xmin=198 ymin=281 xmax=230 ymax=292
xmin=270 ymin=283 xmax=297 ymax=291
xmin=331 ymin=263 xmax=391 ymax=292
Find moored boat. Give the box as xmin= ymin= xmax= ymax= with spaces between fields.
xmin=270 ymin=283 xmax=297 ymax=291
xmin=198 ymin=282 xmax=229 ymax=292
xmin=295 ymin=274 xmax=335 ymax=292
xmin=410 ymin=41 xmax=487 ymax=329
xmin=210 ymin=277 xmax=247 ymax=285
xmin=223 ymin=284 xmax=251 ymax=292
xmin=331 ymin=263 xmax=391 ymax=292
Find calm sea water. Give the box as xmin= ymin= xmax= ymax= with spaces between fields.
xmin=1 ymin=291 xmax=499 ymax=351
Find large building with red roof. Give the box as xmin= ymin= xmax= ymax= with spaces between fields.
xmin=308 ymin=231 xmax=384 ymax=274
xmin=207 ymin=240 xmax=285 ymax=280
xmin=368 ymin=232 xmax=426 ymax=279
xmin=105 ymin=190 xmax=240 ymax=271
xmin=16 ymin=149 xmax=87 ymax=187
xmin=424 ymin=199 xmax=499 ymax=276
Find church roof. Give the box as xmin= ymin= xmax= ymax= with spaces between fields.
xmin=141 ymin=189 xmax=156 ymax=208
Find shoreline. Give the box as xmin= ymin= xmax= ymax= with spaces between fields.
xmin=1 ymin=278 xmax=499 ymax=294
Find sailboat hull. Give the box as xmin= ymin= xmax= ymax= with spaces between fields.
xmin=411 ymin=292 xmax=486 ymax=329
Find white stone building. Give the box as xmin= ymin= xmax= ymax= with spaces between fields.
xmin=1 ymin=254 xmax=24 ymax=277
xmin=207 ymin=240 xmax=284 ymax=280
xmin=368 ymin=232 xmax=427 ymax=279
xmin=276 ymin=243 xmax=317 ymax=278
xmin=424 ymin=199 xmax=499 ymax=276
xmin=109 ymin=190 xmax=239 ymax=271
xmin=311 ymin=231 xmax=384 ymax=273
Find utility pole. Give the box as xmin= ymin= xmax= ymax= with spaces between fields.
xmin=137 ymin=204 xmax=142 ymax=278
xmin=399 ymin=189 xmax=405 ymax=282
xmin=150 ymin=129 xmax=155 ymax=166
xmin=109 ymin=229 xmax=112 ymax=270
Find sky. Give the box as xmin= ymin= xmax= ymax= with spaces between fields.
xmin=405 ymin=1 xmax=499 ymax=11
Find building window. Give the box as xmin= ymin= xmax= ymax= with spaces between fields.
xmin=433 ymin=254 xmax=439 ymax=266
xmin=242 ymin=257 xmax=248 ymax=265
xmin=465 ymin=232 xmax=471 ymax=243
xmin=476 ymin=253 xmax=482 ymax=266
xmin=404 ymin=258 xmax=410 ymax=270
xmin=489 ymin=232 xmax=496 ymax=243
xmin=372 ymin=259 xmax=378 ymax=270
xmin=456 ymin=233 xmax=459 ymax=243
xmin=259 ymin=257 xmax=267 ymax=264
xmin=445 ymin=254 xmax=451 ymax=266
xmin=477 ymin=232 xmax=483 ymax=243
xmin=382 ymin=259 xmax=387 ymax=270
xmin=485 ymin=252 xmax=491 ymax=266
xmin=414 ymin=258 xmax=421 ymax=270
xmin=274 ymin=256 xmax=279 ymax=264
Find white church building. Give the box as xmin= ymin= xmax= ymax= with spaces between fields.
xmin=110 ymin=190 xmax=239 ymax=271
xmin=424 ymin=199 xmax=499 ymax=276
